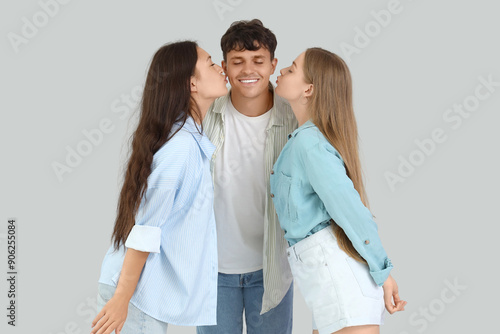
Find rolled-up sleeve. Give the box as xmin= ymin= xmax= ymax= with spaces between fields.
xmin=125 ymin=187 xmax=176 ymax=253
xmin=302 ymin=141 xmax=393 ymax=286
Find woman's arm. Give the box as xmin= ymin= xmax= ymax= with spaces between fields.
xmin=302 ymin=141 xmax=407 ymax=313
xmin=302 ymin=140 xmax=392 ymax=285
xmin=91 ymin=248 xmax=149 ymax=334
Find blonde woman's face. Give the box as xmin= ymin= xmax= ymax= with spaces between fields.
xmin=275 ymin=51 xmax=309 ymax=103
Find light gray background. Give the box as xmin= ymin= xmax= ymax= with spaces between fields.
xmin=1 ymin=0 xmax=499 ymax=333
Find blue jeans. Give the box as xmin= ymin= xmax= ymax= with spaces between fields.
xmin=197 ymin=269 xmax=293 ymax=334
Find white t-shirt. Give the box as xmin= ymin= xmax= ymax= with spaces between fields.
xmin=214 ymin=98 xmax=271 ymax=274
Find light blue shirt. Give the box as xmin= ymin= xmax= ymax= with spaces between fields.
xmin=270 ymin=120 xmax=393 ymax=286
xmin=98 ymin=116 xmax=218 ymax=325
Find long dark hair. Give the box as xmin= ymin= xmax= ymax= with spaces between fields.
xmin=112 ymin=40 xmax=201 ymax=250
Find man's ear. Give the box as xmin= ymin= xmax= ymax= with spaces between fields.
xmin=221 ymin=60 xmax=227 ymax=73
xmin=190 ymin=76 xmax=197 ymax=92
xmin=304 ymin=84 xmax=314 ymax=98
xmin=270 ymin=58 xmax=278 ymax=74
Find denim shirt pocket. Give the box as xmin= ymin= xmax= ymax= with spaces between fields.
xmin=276 ymin=172 xmax=299 ymax=224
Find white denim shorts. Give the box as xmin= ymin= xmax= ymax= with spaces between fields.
xmin=287 ymin=226 xmax=385 ymax=334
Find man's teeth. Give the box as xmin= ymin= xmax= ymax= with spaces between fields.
xmin=240 ymin=79 xmax=258 ymax=83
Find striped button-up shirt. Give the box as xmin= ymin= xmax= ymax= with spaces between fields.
xmin=202 ymin=84 xmax=298 ymax=314
xmin=98 ymin=116 xmax=218 ymax=325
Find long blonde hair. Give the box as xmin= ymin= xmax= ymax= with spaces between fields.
xmin=303 ymin=47 xmax=369 ymax=263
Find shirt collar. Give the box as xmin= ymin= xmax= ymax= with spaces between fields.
xmin=267 ymin=83 xmax=284 ymax=128
xmin=214 ymin=82 xmax=284 ymax=128
xmin=178 ymin=116 xmax=216 ymax=159
xmin=288 ymin=119 xmax=315 ymax=139
xmin=181 ymin=115 xmax=202 ymax=133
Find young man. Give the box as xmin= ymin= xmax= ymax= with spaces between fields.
xmin=197 ymin=20 xmax=298 ymax=334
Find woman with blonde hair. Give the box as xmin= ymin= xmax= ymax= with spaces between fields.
xmin=271 ymin=47 xmax=407 ymax=334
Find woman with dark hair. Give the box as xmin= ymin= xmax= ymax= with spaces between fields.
xmin=270 ymin=48 xmax=407 ymax=334
xmin=90 ymin=40 xmax=228 ymax=334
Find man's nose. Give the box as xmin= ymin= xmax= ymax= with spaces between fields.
xmin=242 ymin=62 xmax=255 ymax=74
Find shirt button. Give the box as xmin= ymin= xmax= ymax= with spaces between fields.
xmin=271 ymin=170 xmax=274 ymax=175
xmin=364 ymin=240 xmax=370 ymax=245
xmin=288 ymin=134 xmax=292 ymax=139
xmin=270 ymin=193 xmax=275 ymax=198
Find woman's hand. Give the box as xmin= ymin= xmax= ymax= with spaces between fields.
xmin=90 ymin=248 xmax=149 ymax=334
xmin=91 ymin=294 xmax=129 ymax=334
xmin=382 ymin=274 xmax=407 ymax=314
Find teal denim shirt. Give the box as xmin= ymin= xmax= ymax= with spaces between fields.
xmin=270 ymin=120 xmax=393 ymax=286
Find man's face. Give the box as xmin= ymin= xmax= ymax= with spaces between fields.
xmin=222 ymin=47 xmax=277 ymax=99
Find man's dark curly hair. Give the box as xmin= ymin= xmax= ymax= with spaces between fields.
xmin=221 ymin=19 xmax=277 ymax=62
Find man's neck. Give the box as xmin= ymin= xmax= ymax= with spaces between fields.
xmin=230 ymin=87 xmax=274 ymax=117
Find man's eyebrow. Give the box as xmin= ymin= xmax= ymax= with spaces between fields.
xmin=229 ymin=55 xmax=266 ymax=60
